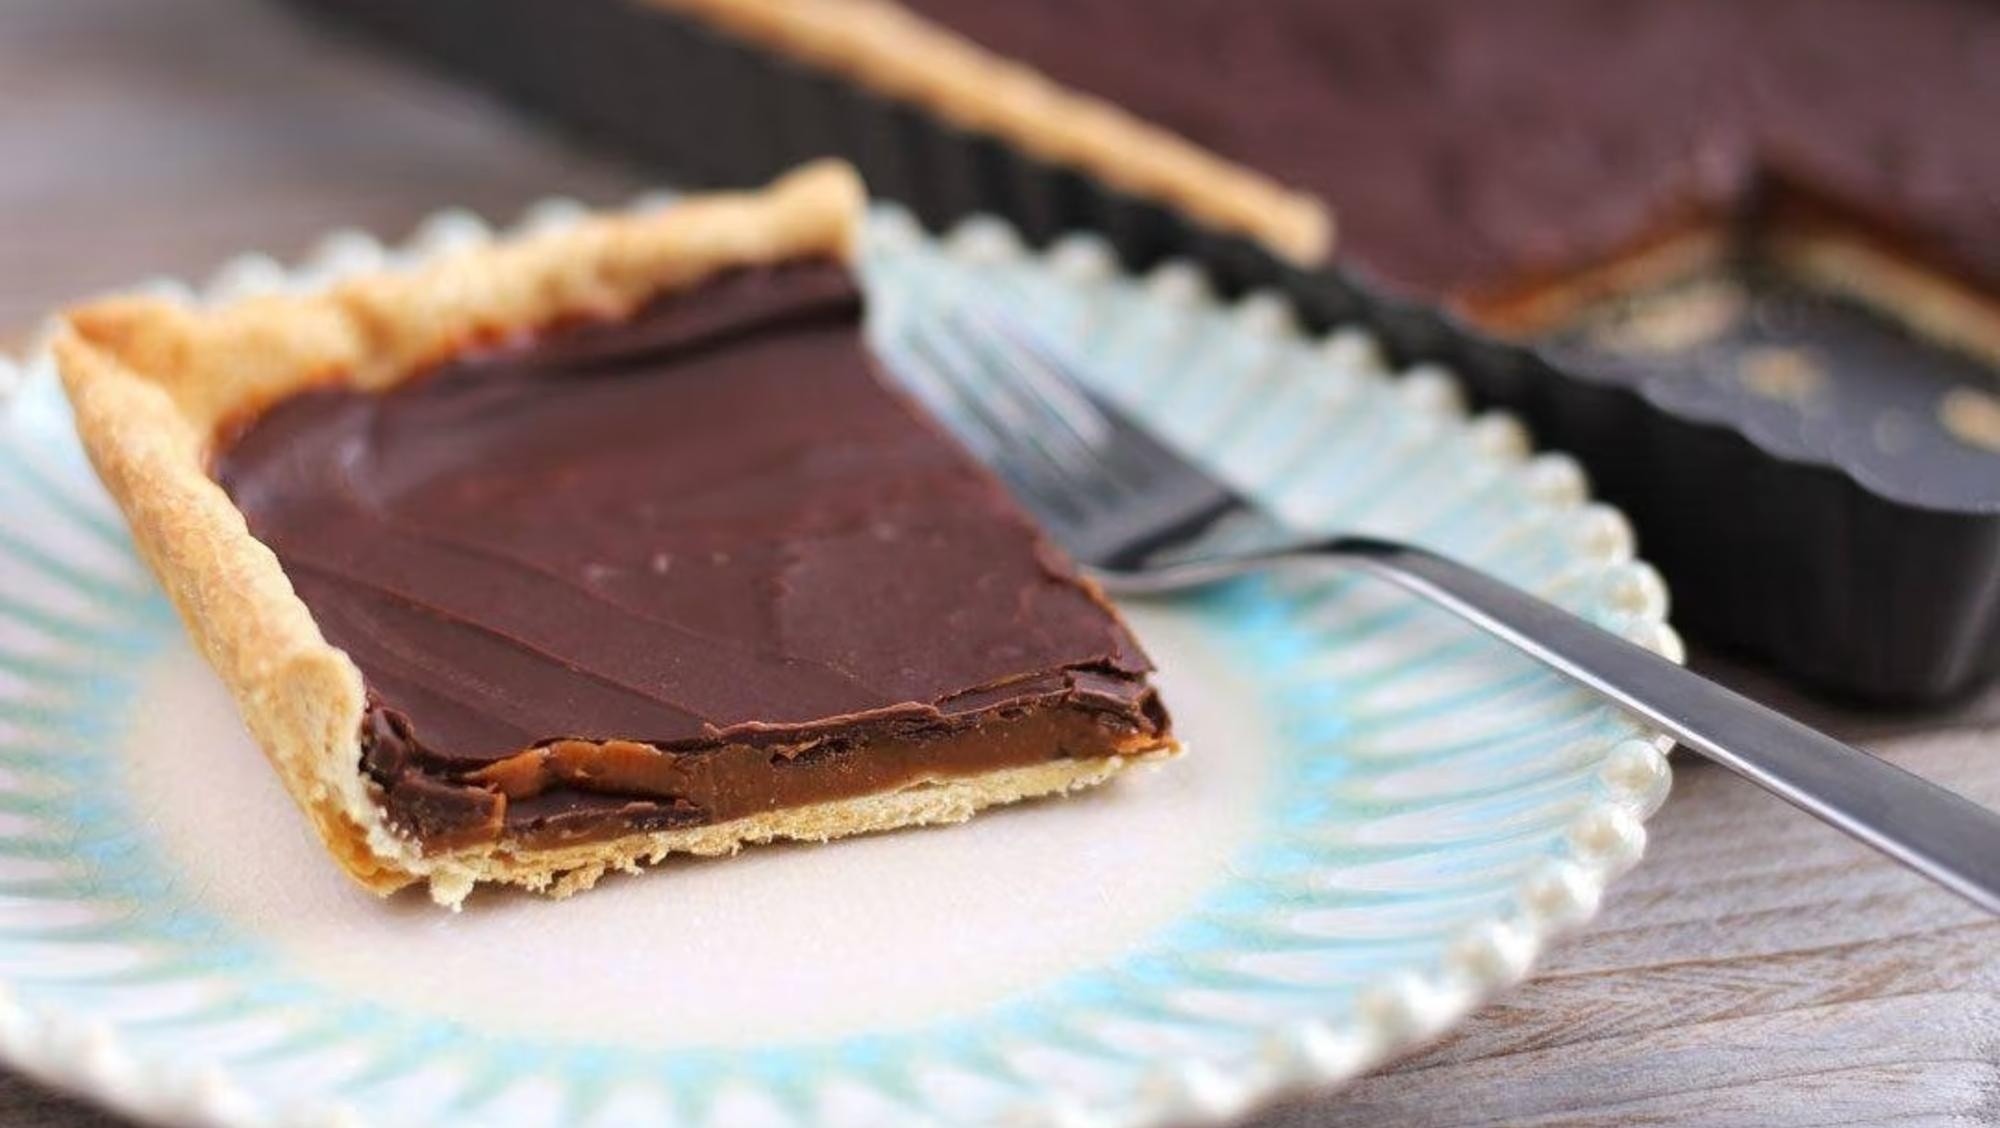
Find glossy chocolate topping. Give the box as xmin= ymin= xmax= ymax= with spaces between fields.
xmin=213 ymin=261 xmax=1166 ymax=849
xmin=899 ymin=0 xmax=2000 ymax=308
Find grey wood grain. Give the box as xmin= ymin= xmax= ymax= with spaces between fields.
xmin=3 ymin=0 xmax=1997 ymax=1124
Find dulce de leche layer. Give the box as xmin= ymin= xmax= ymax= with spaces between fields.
xmin=212 ymin=261 xmax=1169 ymax=851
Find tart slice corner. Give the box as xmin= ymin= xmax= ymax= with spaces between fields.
xmin=53 ymin=160 xmax=1176 ymax=907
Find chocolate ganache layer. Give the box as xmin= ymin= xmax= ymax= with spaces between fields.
xmin=898 ymin=0 xmax=2000 ymax=314
xmin=213 ymin=260 xmax=1169 ymax=851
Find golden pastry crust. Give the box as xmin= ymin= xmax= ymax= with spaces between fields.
xmin=648 ymin=0 xmax=1331 ymax=266
xmin=1768 ymin=229 xmax=2000 ymax=374
xmin=1464 ymin=218 xmax=2000 ymax=367
xmin=52 ymin=161 xmax=1174 ymax=908
xmin=1454 ymin=228 xmax=1731 ymax=339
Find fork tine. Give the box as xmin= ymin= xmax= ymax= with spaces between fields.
xmin=900 ymin=329 xmax=1004 ymax=458
xmin=946 ymin=307 xmax=1112 ymax=451
xmin=934 ymin=314 xmax=1127 ymax=504
xmin=904 ymin=325 xmax=1088 ymax=524
xmin=907 ymin=305 xmax=1260 ymax=570
xmin=971 ymin=311 xmax=1209 ymax=491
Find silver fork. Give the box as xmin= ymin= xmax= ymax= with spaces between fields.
xmin=901 ymin=307 xmax=2000 ymax=915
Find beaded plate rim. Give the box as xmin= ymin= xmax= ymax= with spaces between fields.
xmin=0 ymin=194 xmax=1677 ymax=1128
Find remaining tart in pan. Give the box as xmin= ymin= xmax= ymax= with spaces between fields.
xmin=655 ymin=0 xmax=2000 ymax=363
xmin=54 ymin=162 xmax=1176 ymax=906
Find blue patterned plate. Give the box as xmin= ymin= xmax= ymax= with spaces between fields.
xmin=0 ymin=201 xmax=1674 ymax=1128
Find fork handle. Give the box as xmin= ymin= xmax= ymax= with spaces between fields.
xmin=1112 ymin=535 xmax=2000 ymax=915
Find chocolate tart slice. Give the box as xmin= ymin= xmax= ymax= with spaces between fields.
xmin=54 ymin=162 xmax=1175 ymax=906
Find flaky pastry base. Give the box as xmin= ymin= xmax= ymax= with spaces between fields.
xmin=1767 ymin=230 xmax=2000 ymax=374
xmin=53 ymin=161 xmax=1165 ymax=906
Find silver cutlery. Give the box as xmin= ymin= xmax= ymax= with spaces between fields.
xmin=902 ymin=307 xmax=2000 ymax=915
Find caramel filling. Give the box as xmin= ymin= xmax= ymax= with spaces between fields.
xmin=365 ymin=700 xmax=1161 ymax=853
xmin=211 ymin=260 xmax=1173 ymax=855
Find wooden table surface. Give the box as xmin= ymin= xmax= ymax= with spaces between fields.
xmin=4 ymin=0 xmax=1997 ymax=1124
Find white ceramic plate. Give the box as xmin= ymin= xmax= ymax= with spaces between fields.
xmin=0 ymin=199 xmax=1674 ymax=1128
